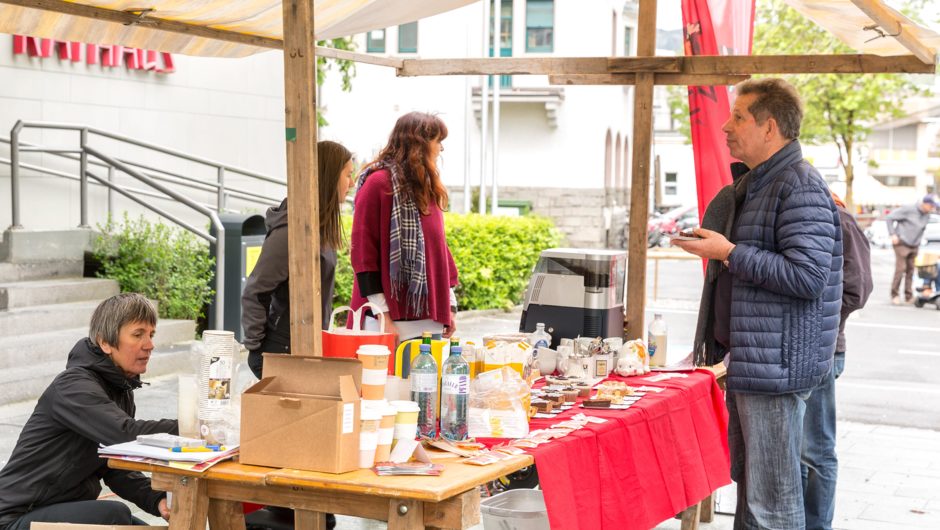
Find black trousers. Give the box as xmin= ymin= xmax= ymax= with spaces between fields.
xmin=5 ymin=500 xmax=149 ymax=530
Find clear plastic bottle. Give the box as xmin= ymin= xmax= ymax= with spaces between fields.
xmin=648 ymin=313 xmax=668 ymax=367
xmin=440 ymin=340 xmax=469 ymax=441
xmin=410 ymin=343 xmax=439 ymax=438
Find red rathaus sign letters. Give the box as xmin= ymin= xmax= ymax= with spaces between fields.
xmin=13 ymin=35 xmax=175 ymax=73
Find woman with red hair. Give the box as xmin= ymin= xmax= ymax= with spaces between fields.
xmin=350 ymin=112 xmax=459 ymax=341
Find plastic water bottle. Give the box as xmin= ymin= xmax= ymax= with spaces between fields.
xmin=410 ymin=343 xmax=439 ymax=438
xmin=440 ymin=341 xmax=469 ymax=441
xmin=648 ymin=313 xmax=668 ymax=367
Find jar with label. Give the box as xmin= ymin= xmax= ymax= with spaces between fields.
xmin=648 ymin=313 xmax=668 ymax=367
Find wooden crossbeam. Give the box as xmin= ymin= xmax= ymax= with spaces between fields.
xmin=851 ymin=0 xmax=937 ymax=65
xmin=549 ymin=74 xmax=750 ymax=86
xmin=397 ymin=57 xmax=614 ymax=76
xmin=609 ymin=54 xmax=935 ymax=75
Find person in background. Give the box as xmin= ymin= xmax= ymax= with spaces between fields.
xmin=0 ymin=293 xmax=178 ymax=529
xmin=885 ymin=194 xmax=937 ymax=305
xmin=800 ymin=191 xmax=872 ymax=530
xmin=242 ymin=140 xmax=354 ymax=378
xmin=350 ymin=112 xmax=459 ymax=342
xmin=675 ymin=78 xmax=842 ymax=530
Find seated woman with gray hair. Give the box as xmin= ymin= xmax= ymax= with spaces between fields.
xmin=0 ymin=293 xmax=179 ymax=529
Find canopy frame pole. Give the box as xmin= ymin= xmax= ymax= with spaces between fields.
xmin=282 ymin=0 xmax=322 ymax=357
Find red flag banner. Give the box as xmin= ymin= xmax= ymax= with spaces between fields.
xmin=681 ymin=0 xmax=755 ymax=220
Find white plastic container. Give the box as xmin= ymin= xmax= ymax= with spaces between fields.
xmin=480 ymin=489 xmax=550 ymax=530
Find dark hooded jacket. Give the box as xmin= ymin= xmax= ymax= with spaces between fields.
xmin=240 ymin=198 xmax=337 ymax=354
xmin=0 ymin=338 xmax=177 ymax=528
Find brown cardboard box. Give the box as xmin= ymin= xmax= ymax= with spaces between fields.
xmin=29 ymin=523 xmax=167 ymax=530
xmin=240 ymin=354 xmax=362 ymax=473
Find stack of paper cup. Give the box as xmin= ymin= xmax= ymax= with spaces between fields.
xmin=198 ymin=330 xmax=235 ymax=440
xmin=177 ymin=374 xmax=199 ymax=438
xmin=389 ymin=400 xmax=420 ymax=449
xmin=359 ymin=407 xmax=382 ymax=469
xmin=357 ymin=345 xmax=391 ymax=400
xmin=375 ymin=403 xmax=397 ymax=462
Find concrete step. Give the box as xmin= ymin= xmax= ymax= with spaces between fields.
xmin=0 ymin=277 xmax=120 ymax=310
xmin=0 ymin=300 xmax=102 ymax=338
xmin=0 ymin=260 xmax=83 ymax=282
xmin=0 ymin=319 xmax=195 ymax=371
xmin=0 ymin=343 xmax=195 ymax=407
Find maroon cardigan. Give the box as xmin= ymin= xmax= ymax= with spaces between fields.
xmin=349 ymin=169 xmax=458 ymax=326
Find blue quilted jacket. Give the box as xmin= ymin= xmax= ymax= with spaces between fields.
xmin=725 ymin=141 xmax=843 ymax=394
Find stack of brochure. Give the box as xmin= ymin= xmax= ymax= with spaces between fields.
xmin=372 ymin=462 xmax=444 ymax=476
xmin=98 ymin=441 xmax=239 ymax=473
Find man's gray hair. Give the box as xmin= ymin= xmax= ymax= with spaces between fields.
xmin=736 ymin=78 xmax=803 ymax=140
xmin=89 ymin=293 xmax=157 ymax=347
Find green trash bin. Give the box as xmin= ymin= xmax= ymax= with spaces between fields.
xmin=209 ymin=213 xmax=267 ymax=341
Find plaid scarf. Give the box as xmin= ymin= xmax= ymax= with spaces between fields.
xmin=357 ymin=160 xmax=428 ymax=317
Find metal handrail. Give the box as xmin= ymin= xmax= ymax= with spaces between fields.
xmin=4 ymin=119 xmax=290 ymax=330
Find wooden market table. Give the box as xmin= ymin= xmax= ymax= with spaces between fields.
xmin=110 ymin=454 xmax=533 ymax=530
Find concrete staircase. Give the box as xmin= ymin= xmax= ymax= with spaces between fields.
xmin=0 ymin=257 xmax=196 ymax=406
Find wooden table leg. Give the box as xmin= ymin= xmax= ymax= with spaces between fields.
xmin=679 ymin=501 xmax=701 ymax=530
xmin=294 ymin=510 xmax=327 ymax=530
xmin=208 ymin=499 xmax=246 ymax=530
xmin=699 ymin=492 xmax=715 ymax=523
xmin=388 ymin=499 xmax=424 ymax=530
xmin=168 ymin=475 xmax=209 ymax=530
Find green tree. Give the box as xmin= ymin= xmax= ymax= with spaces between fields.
xmin=753 ymin=0 xmax=928 ymax=211
xmin=317 ymin=37 xmax=356 ymax=127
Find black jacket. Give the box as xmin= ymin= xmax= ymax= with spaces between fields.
xmin=836 ymin=206 xmax=873 ymax=352
xmin=240 ymin=198 xmax=337 ymax=353
xmin=0 ymin=338 xmax=178 ymax=527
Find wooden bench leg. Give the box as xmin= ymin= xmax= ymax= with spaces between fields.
xmin=208 ymin=499 xmax=246 ymax=530
xmin=168 ymin=476 xmax=209 ymax=530
xmin=700 ymin=492 xmax=715 ymax=523
xmin=679 ymin=502 xmax=701 ymax=530
xmin=294 ymin=509 xmax=328 ymax=530
xmin=388 ymin=499 xmax=424 ymax=530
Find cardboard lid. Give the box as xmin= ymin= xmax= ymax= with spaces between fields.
xmin=261 ymin=354 xmax=362 ymax=398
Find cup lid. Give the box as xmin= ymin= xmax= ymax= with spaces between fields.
xmin=389 ymin=400 xmax=420 ymax=413
xmin=356 ymin=345 xmax=390 ymax=355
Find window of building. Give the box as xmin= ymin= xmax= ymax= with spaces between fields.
xmin=398 ymin=22 xmax=418 ymax=53
xmin=624 ymin=26 xmax=633 ymax=55
xmin=489 ymin=0 xmax=514 ymax=88
xmin=873 ymin=175 xmax=916 ymax=187
xmin=665 ymin=172 xmax=677 ymax=195
xmin=366 ymin=29 xmax=386 ymax=53
xmin=526 ymin=0 xmax=554 ymax=53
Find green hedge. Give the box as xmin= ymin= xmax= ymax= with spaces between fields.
xmin=93 ymin=214 xmax=216 ymax=322
xmin=334 ymin=213 xmax=562 ymax=311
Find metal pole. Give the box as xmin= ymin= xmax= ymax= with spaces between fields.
xmin=217 ymin=166 xmax=226 ymax=212
xmin=479 ymin=0 xmax=490 ymax=215
xmin=79 ymin=129 xmax=89 ymax=228
xmin=107 ymin=166 xmax=115 ymax=219
xmin=212 ymin=221 xmax=225 ymax=331
xmin=9 ymin=121 xmax=24 ymax=229
xmin=491 ymin=0 xmax=501 ymax=215
xmin=463 ymin=59 xmax=472 ymax=214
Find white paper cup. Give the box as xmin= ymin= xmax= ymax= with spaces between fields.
xmin=177 ymin=374 xmax=199 ymax=438
xmin=389 ymin=400 xmax=420 ymax=448
xmin=357 ymin=345 xmax=390 ymax=400
xmin=375 ymin=403 xmax=397 ymax=462
xmin=359 ymin=408 xmax=382 ymax=469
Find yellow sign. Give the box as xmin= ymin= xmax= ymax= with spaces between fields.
xmin=245 ymin=246 xmax=262 ymax=277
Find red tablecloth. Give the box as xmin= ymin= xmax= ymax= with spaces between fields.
xmin=482 ymin=369 xmax=730 ymax=530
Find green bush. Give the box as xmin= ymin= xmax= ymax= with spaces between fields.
xmin=334 ymin=213 xmax=562 ymax=311
xmin=93 ymin=214 xmax=216 ymax=322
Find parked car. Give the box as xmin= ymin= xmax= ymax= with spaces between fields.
xmin=866 ymin=214 xmax=940 ymax=249
xmin=647 ymin=205 xmax=698 ymax=247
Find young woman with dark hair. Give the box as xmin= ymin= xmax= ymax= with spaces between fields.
xmin=241 ymin=140 xmax=354 ymax=378
xmin=350 ymin=111 xmax=459 ymax=341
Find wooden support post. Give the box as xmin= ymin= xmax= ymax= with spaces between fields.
xmin=167 ymin=476 xmax=209 ymax=530
xmin=208 ymin=499 xmax=246 ymax=530
xmin=625 ymin=0 xmax=657 ymax=340
xmin=294 ymin=509 xmax=328 ymax=530
xmin=679 ymin=502 xmax=702 ymax=530
xmin=282 ymin=0 xmax=322 ymax=356
xmin=388 ymin=499 xmax=424 ymax=530
xmin=700 ymin=492 xmax=716 ymax=523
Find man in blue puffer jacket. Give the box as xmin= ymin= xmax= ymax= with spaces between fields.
xmin=675 ymin=78 xmax=843 ymax=530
